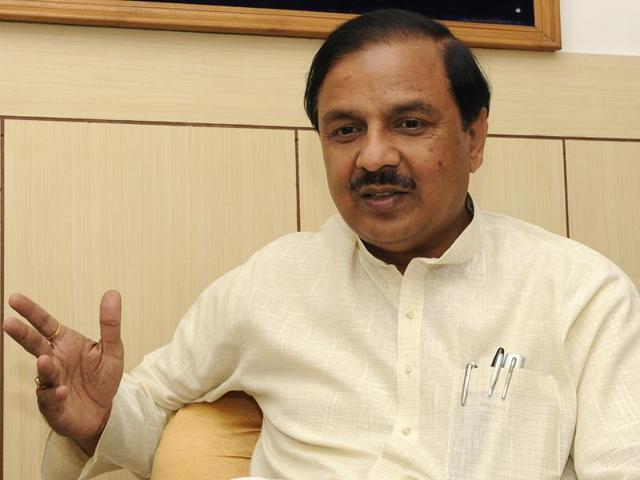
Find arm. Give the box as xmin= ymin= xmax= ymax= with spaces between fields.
xmin=569 ymin=272 xmax=640 ymax=478
xmin=40 ymin=269 xmax=245 ymax=479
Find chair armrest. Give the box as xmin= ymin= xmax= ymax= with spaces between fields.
xmin=151 ymin=392 xmax=262 ymax=480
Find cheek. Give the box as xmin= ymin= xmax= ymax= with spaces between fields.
xmin=323 ymin=147 xmax=355 ymax=183
xmin=323 ymin=160 xmax=350 ymax=201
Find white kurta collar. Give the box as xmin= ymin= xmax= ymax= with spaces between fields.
xmin=351 ymin=194 xmax=481 ymax=270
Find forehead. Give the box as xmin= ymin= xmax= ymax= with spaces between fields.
xmin=317 ymin=40 xmax=452 ymax=119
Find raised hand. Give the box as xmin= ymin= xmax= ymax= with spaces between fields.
xmin=2 ymin=290 xmax=124 ymax=455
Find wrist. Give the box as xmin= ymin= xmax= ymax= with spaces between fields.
xmin=76 ymin=436 xmax=100 ymax=457
xmin=75 ymin=406 xmax=112 ymax=457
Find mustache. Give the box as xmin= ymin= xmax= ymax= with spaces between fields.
xmin=349 ymin=169 xmax=417 ymax=192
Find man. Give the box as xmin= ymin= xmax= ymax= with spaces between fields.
xmin=4 ymin=9 xmax=640 ymax=479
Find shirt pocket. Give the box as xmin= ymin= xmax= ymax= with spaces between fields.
xmin=447 ymin=366 xmax=563 ymax=480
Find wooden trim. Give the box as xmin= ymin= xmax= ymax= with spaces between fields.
xmin=562 ymin=140 xmax=570 ymax=238
xmin=294 ymin=129 xmax=301 ymax=233
xmin=4 ymin=116 xmax=640 ymax=144
xmin=0 ymin=117 xmax=4 ymax=480
xmin=0 ymin=0 xmax=561 ymax=51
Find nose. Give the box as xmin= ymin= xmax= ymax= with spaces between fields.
xmin=356 ymin=130 xmax=401 ymax=171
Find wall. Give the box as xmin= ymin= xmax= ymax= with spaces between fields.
xmin=1 ymin=19 xmax=639 ymax=480
xmin=561 ymin=0 xmax=640 ymax=55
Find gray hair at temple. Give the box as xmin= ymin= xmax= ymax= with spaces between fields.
xmin=304 ymin=9 xmax=491 ymax=131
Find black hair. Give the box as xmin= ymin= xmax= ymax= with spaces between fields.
xmin=304 ymin=9 xmax=491 ymax=131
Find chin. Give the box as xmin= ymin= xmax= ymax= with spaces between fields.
xmin=356 ymin=226 xmax=417 ymax=249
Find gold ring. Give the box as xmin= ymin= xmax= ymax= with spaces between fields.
xmin=34 ymin=376 xmax=43 ymax=390
xmin=46 ymin=320 xmax=62 ymax=343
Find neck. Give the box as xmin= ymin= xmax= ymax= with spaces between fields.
xmin=363 ymin=206 xmax=473 ymax=274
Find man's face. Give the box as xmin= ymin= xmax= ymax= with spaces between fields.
xmin=317 ymin=40 xmax=488 ymax=261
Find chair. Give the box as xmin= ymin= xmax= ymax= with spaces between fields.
xmin=151 ymin=392 xmax=262 ymax=480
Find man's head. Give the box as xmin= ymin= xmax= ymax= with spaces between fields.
xmin=307 ymin=10 xmax=491 ymax=268
xmin=305 ymin=9 xmax=491 ymax=132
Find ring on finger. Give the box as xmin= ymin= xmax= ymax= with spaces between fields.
xmin=46 ymin=320 xmax=62 ymax=343
xmin=34 ymin=376 xmax=44 ymax=391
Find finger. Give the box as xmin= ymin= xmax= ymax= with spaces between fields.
xmin=37 ymin=355 xmax=63 ymax=388
xmin=8 ymin=293 xmax=60 ymax=339
xmin=99 ymin=290 xmax=123 ymax=359
xmin=36 ymin=384 xmax=68 ymax=416
xmin=2 ymin=317 xmax=53 ymax=358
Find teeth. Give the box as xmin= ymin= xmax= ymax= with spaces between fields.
xmin=365 ymin=192 xmax=396 ymax=198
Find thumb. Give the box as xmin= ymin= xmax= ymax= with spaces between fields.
xmin=99 ymin=290 xmax=123 ymax=358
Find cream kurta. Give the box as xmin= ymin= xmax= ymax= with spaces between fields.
xmin=43 ymin=207 xmax=640 ymax=479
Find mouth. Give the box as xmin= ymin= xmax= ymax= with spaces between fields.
xmin=359 ymin=187 xmax=410 ymax=199
xmin=359 ymin=188 xmax=409 ymax=212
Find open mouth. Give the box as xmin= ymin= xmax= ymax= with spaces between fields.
xmin=359 ymin=190 xmax=409 ymax=212
xmin=361 ymin=191 xmax=408 ymax=199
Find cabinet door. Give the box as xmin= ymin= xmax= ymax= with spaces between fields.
xmin=470 ymin=137 xmax=566 ymax=236
xmin=3 ymin=120 xmax=297 ymax=480
xmin=566 ymin=140 xmax=640 ymax=288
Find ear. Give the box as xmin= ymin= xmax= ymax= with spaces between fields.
xmin=467 ymin=107 xmax=489 ymax=173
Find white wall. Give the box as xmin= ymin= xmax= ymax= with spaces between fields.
xmin=561 ymin=0 xmax=640 ymax=55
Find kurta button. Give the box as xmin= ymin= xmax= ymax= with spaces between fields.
xmin=404 ymin=364 xmax=414 ymax=374
xmin=405 ymin=311 xmax=414 ymax=320
xmin=402 ymin=427 xmax=412 ymax=436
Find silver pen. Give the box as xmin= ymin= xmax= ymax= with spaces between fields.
xmin=461 ymin=362 xmax=478 ymax=406
xmin=501 ymin=353 xmax=525 ymax=400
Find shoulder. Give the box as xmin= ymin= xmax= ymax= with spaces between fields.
xmin=478 ymin=210 xmax=638 ymax=295
xmin=480 ymin=210 xmax=614 ymax=270
xmin=239 ymin=214 xmax=356 ymax=281
xmin=478 ymin=210 xmax=639 ymax=331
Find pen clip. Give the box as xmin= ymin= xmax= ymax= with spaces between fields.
xmin=487 ymin=347 xmax=505 ymax=397
xmin=461 ymin=362 xmax=477 ymax=406
xmin=501 ymin=353 xmax=525 ymax=400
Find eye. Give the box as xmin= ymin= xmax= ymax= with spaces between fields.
xmin=328 ymin=125 xmax=362 ymax=142
xmin=395 ymin=118 xmax=428 ymax=134
xmin=401 ymin=119 xmax=421 ymax=128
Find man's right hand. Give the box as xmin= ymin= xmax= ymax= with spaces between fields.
xmin=2 ymin=290 xmax=124 ymax=456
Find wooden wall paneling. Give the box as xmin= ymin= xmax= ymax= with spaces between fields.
xmin=565 ymin=140 xmax=640 ymax=288
xmin=469 ymin=137 xmax=567 ymax=236
xmin=297 ymin=130 xmax=335 ymax=232
xmin=475 ymin=49 xmax=640 ymax=140
xmin=2 ymin=21 xmax=640 ymax=139
xmin=3 ymin=120 xmax=297 ymax=480
xmin=0 ymin=21 xmax=317 ymax=127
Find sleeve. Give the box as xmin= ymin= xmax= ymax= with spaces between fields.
xmin=41 ymin=264 xmax=249 ymax=479
xmin=569 ymin=269 xmax=640 ymax=478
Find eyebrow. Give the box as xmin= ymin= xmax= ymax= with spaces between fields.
xmin=389 ymin=100 xmax=441 ymax=117
xmin=320 ymin=108 xmax=361 ymax=126
xmin=320 ymin=100 xmax=441 ymax=126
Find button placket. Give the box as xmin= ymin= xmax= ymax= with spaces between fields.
xmin=395 ymin=263 xmax=426 ymax=445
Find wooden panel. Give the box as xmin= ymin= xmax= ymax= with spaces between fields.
xmin=298 ymin=133 xmax=567 ymax=236
xmin=0 ymin=21 xmax=316 ymax=127
xmin=3 ymin=120 xmax=296 ymax=479
xmin=566 ymin=140 xmax=640 ymax=288
xmin=470 ymin=137 xmax=567 ymax=236
xmin=476 ymin=49 xmax=640 ymax=140
xmin=1 ymin=21 xmax=639 ymax=138
xmin=298 ymin=130 xmax=335 ymax=231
